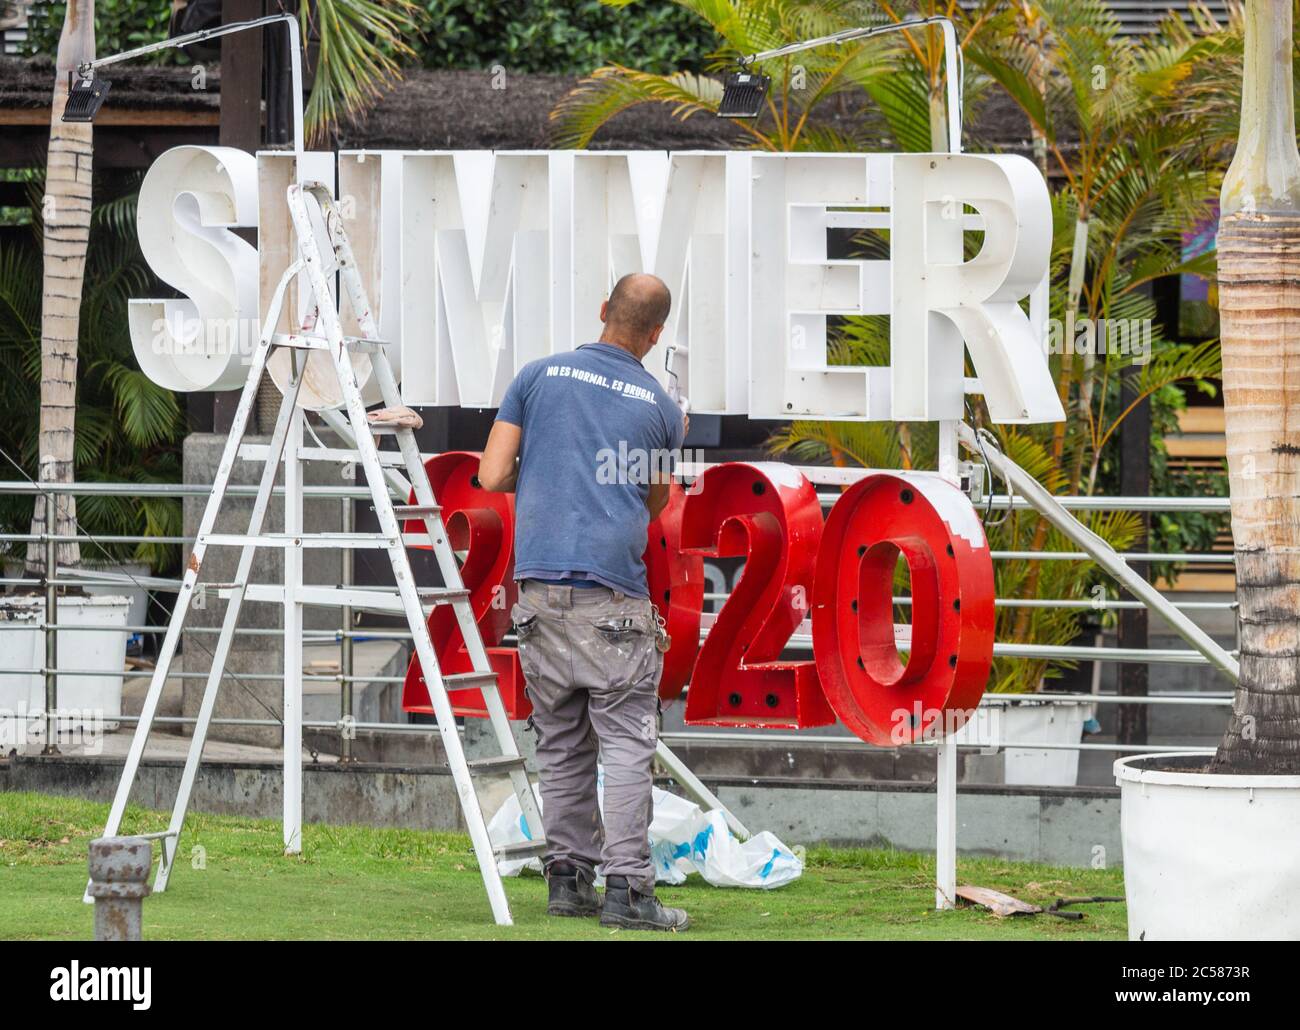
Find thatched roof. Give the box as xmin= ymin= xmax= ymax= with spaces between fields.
xmin=0 ymin=56 xmax=219 ymax=112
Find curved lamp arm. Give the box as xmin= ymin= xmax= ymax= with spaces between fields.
xmin=730 ymin=15 xmax=963 ymax=154
xmin=70 ymin=13 xmax=304 ymax=159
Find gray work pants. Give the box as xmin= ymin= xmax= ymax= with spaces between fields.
xmin=513 ymin=579 xmax=662 ymax=894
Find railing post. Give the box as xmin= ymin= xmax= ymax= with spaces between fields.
xmin=88 ymin=836 xmax=151 ymax=940
xmin=42 ymin=488 xmax=60 ymax=756
xmin=340 ymin=492 xmax=355 ymax=763
xmin=935 ymin=418 xmax=960 ymax=910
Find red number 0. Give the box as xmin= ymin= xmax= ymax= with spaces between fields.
xmin=812 ymin=473 xmax=995 ymax=745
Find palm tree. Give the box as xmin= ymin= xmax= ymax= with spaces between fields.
xmin=1 ymin=185 xmax=185 ymax=574
xmin=970 ymin=0 xmax=1225 ymax=481
xmin=553 ymin=1 xmax=1228 ymax=693
xmin=1212 ymin=0 xmax=1300 ymax=774
xmin=14 ymin=0 xmax=420 ymax=587
xmin=24 ymin=0 xmax=95 ymax=582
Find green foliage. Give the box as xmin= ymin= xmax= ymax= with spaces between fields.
xmin=551 ymin=0 xmax=958 ymax=152
xmin=0 ymin=790 xmax=1128 ymax=940
xmin=23 ymin=0 xmax=175 ymax=60
xmin=415 ymin=0 xmax=716 ymax=75
xmin=761 ymin=0 xmax=1237 ymax=691
xmin=0 ymin=180 xmax=184 ymax=574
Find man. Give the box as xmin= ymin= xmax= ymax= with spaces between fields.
xmin=479 ymin=273 xmax=689 ymax=932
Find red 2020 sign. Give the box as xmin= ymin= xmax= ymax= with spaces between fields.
xmin=402 ymin=455 xmax=994 ymax=744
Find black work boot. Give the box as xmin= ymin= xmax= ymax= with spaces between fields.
xmin=546 ymin=862 xmax=601 ymax=917
xmin=599 ymin=875 xmax=690 ymax=932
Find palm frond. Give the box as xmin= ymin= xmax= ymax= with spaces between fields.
xmin=301 ymin=0 xmax=422 ymax=145
xmin=551 ymin=66 xmax=726 ymax=149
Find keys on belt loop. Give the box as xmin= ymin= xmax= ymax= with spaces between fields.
xmin=651 ymin=604 xmax=671 ymax=653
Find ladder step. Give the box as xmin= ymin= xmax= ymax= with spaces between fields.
xmin=389 ymin=504 xmax=443 ymax=518
xmin=203 ymin=532 xmax=397 ymax=550
xmin=134 ymin=830 xmax=179 ymax=841
xmin=273 ymin=332 xmax=392 ymax=354
xmin=494 ymin=839 xmax=548 ymax=861
xmin=419 ymin=587 xmax=471 ymax=604
xmin=465 ymin=755 xmax=528 ymax=775
xmin=238 ymin=443 xmax=410 ymax=467
xmin=222 ymin=584 xmax=470 ymax=613
xmin=442 ymin=671 xmax=498 ymax=690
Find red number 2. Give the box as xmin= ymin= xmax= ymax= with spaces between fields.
xmin=679 ymin=462 xmax=833 ymax=728
xmin=401 ymin=452 xmax=530 ymax=719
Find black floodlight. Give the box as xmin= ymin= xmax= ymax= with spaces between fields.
xmin=718 ymin=68 xmax=771 ymax=119
xmin=61 ymin=70 xmax=111 ymax=123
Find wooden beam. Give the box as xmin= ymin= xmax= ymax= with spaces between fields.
xmin=0 ymin=108 xmax=219 ymax=127
xmin=219 ymin=0 xmax=264 ymax=153
xmin=213 ymin=0 xmax=266 ymax=434
xmin=0 ymin=125 xmax=219 ymax=169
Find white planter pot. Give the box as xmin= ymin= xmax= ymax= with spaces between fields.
xmin=953 ymin=697 xmax=1095 ymax=786
xmin=1115 ymin=752 xmax=1300 ymax=941
xmin=0 ymin=594 xmax=131 ymax=753
xmin=4 ymin=559 xmax=151 ymax=629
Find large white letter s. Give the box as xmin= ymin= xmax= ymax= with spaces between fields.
xmin=130 ymin=146 xmax=258 ymax=392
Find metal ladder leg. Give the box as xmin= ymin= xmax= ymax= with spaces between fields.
xmin=340 ymin=367 xmax=516 ymax=925
xmin=287 ymin=181 xmax=517 ymax=924
xmin=153 ymin=355 xmax=307 ymax=892
xmin=316 ymin=403 xmax=547 ymax=840
xmin=370 ymin=355 xmax=546 ymax=842
xmin=85 ymin=272 xmax=297 ymax=902
xmin=283 ymin=405 xmax=305 ymax=855
xmin=303 ymin=179 xmax=545 ymax=843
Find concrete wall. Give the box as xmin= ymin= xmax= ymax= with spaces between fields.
xmin=1 ymin=755 xmax=1122 ymax=867
xmin=181 ymin=432 xmax=353 ymax=747
xmin=711 ymin=778 xmax=1119 ymax=867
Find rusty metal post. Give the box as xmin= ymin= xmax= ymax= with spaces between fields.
xmin=42 ymin=489 xmax=60 ymax=755
xmin=88 ymin=836 xmax=152 ymax=940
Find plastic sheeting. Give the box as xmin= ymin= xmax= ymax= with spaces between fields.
xmin=488 ymin=772 xmax=802 ymax=890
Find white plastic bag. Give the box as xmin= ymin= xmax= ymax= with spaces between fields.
xmin=487 ymin=772 xmax=802 ymax=890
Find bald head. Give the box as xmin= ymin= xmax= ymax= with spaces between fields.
xmin=599 ymin=273 xmax=671 ymax=358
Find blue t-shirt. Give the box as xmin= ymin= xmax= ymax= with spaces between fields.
xmin=495 ymin=343 xmax=685 ymax=598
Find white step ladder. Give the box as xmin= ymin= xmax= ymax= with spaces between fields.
xmin=87 ymin=181 xmax=544 ymax=925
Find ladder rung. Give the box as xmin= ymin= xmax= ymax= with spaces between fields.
xmin=134 ymin=830 xmax=179 ymax=841
xmin=221 ymin=584 xmax=470 ymax=612
xmin=494 ymin=839 xmax=548 ymax=861
xmin=442 ymin=671 xmax=498 ymax=690
xmin=389 ymin=504 xmax=443 ymax=518
xmin=419 ymin=587 xmax=471 ymax=605
xmin=203 ymin=532 xmax=397 ymax=550
xmin=465 ymin=755 xmax=528 ymax=775
xmin=367 ymin=426 xmax=408 ymax=437
xmin=238 ymin=443 xmax=410 ymax=467
xmin=273 ymin=332 xmax=392 ymax=353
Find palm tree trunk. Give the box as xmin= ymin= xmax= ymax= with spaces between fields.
xmin=1212 ymin=0 xmax=1300 ymax=774
xmin=24 ymin=1 xmax=94 ymax=579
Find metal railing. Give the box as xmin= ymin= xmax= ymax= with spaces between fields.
xmin=0 ymin=476 xmax=1237 ymax=776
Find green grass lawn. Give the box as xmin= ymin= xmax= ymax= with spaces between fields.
xmin=0 ymin=790 xmax=1127 ymax=940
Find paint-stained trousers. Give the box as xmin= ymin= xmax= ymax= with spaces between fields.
xmin=513 ymin=578 xmax=662 ymax=894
